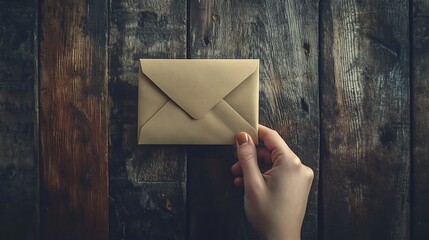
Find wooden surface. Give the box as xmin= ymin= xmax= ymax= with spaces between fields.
xmin=321 ymin=0 xmax=410 ymax=239
xmin=0 ymin=0 xmax=38 ymax=239
xmin=108 ymin=0 xmax=187 ymax=239
xmin=39 ymin=0 xmax=109 ymax=239
xmin=413 ymin=0 xmax=429 ymax=238
xmin=188 ymin=0 xmax=319 ymax=239
xmin=1 ymin=0 xmax=428 ymax=239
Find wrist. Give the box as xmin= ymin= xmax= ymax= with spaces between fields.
xmin=260 ymin=228 xmax=300 ymax=240
xmin=261 ymin=235 xmax=300 ymax=240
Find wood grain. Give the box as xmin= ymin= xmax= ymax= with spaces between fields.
xmin=0 ymin=0 xmax=421 ymax=239
xmin=108 ymin=0 xmax=187 ymax=239
xmin=187 ymin=146 xmax=256 ymax=240
xmin=39 ymin=0 xmax=109 ymax=239
xmin=188 ymin=0 xmax=319 ymax=239
xmin=412 ymin=0 xmax=429 ymax=238
xmin=320 ymin=0 xmax=410 ymax=239
xmin=0 ymin=0 xmax=38 ymax=239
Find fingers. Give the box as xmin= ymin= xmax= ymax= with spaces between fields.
xmin=231 ymin=148 xmax=271 ymax=176
xmin=257 ymin=147 xmax=272 ymax=164
xmin=258 ymin=125 xmax=288 ymax=151
xmin=233 ymin=126 xmax=302 ymax=191
xmin=258 ymin=124 xmax=300 ymax=167
xmin=234 ymin=177 xmax=244 ymax=187
xmin=231 ymin=161 xmax=242 ymax=176
xmin=236 ymin=132 xmax=264 ymax=191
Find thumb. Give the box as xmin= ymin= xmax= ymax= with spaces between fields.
xmin=236 ymin=132 xmax=264 ymax=191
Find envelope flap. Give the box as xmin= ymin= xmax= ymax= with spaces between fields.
xmin=140 ymin=59 xmax=258 ymax=119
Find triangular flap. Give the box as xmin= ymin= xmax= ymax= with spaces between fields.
xmin=140 ymin=59 xmax=258 ymax=119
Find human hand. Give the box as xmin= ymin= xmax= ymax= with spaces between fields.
xmin=231 ymin=125 xmax=314 ymax=240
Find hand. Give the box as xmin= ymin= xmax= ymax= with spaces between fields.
xmin=231 ymin=125 xmax=314 ymax=240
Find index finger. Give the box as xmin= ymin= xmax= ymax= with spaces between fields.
xmin=258 ymin=124 xmax=299 ymax=164
xmin=258 ymin=125 xmax=288 ymax=151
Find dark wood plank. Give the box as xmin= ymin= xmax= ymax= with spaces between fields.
xmin=320 ymin=0 xmax=410 ymax=239
xmin=412 ymin=0 xmax=429 ymax=238
xmin=39 ymin=0 xmax=109 ymax=239
xmin=187 ymin=146 xmax=257 ymax=240
xmin=188 ymin=0 xmax=320 ymax=239
xmin=108 ymin=0 xmax=187 ymax=239
xmin=0 ymin=1 xmax=38 ymax=239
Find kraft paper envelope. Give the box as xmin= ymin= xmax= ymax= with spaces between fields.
xmin=138 ymin=59 xmax=259 ymax=144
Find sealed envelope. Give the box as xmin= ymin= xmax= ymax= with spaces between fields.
xmin=138 ymin=59 xmax=259 ymax=144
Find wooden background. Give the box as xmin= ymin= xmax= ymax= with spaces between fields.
xmin=0 ymin=0 xmax=427 ymax=239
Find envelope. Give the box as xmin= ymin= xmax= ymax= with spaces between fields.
xmin=138 ymin=59 xmax=259 ymax=144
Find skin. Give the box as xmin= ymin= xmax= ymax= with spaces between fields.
xmin=231 ymin=125 xmax=314 ymax=240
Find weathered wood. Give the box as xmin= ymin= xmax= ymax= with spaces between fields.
xmin=320 ymin=0 xmax=410 ymax=239
xmin=39 ymin=0 xmax=109 ymax=239
xmin=108 ymin=0 xmax=187 ymax=239
xmin=188 ymin=146 xmax=258 ymax=240
xmin=110 ymin=180 xmax=186 ymax=239
xmin=412 ymin=0 xmax=429 ymax=238
xmin=0 ymin=1 xmax=38 ymax=239
xmin=188 ymin=0 xmax=319 ymax=239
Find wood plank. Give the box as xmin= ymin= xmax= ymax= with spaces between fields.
xmin=412 ymin=0 xmax=429 ymax=238
xmin=188 ymin=0 xmax=320 ymax=239
xmin=39 ymin=0 xmax=109 ymax=239
xmin=0 ymin=1 xmax=38 ymax=239
xmin=187 ymin=146 xmax=258 ymax=240
xmin=320 ymin=0 xmax=410 ymax=239
xmin=108 ymin=0 xmax=187 ymax=239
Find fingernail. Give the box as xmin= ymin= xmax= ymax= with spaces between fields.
xmin=236 ymin=132 xmax=248 ymax=145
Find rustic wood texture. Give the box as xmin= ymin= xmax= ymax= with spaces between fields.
xmin=413 ymin=0 xmax=429 ymax=238
xmin=187 ymin=146 xmax=256 ymax=240
xmin=320 ymin=0 xmax=410 ymax=239
xmin=2 ymin=0 xmax=425 ymax=239
xmin=188 ymin=0 xmax=319 ymax=239
xmin=39 ymin=0 xmax=109 ymax=239
xmin=108 ymin=0 xmax=187 ymax=239
xmin=0 ymin=0 xmax=38 ymax=239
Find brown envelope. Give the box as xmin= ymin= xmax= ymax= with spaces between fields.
xmin=138 ymin=59 xmax=259 ymax=144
